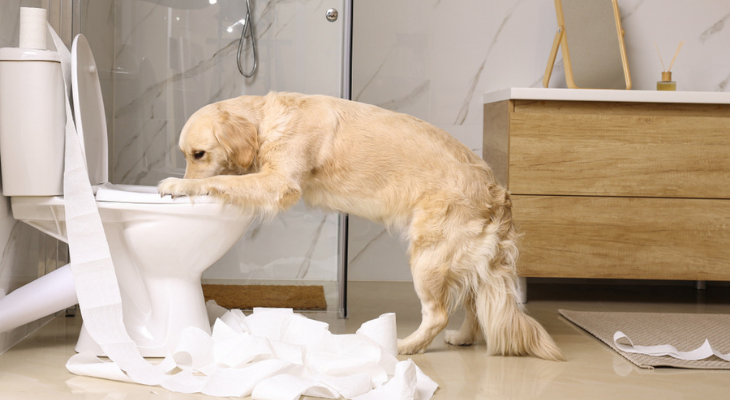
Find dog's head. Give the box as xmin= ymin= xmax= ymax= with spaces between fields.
xmin=179 ymin=103 xmax=259 ymax=179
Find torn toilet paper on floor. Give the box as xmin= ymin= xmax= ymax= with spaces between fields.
xmin=614 ymin=331 xmax=730 ymax=362
xmin=67 ymin=307 xmax=438 ymax=399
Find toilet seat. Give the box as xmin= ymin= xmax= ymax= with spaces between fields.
xmin=95 ymin=183 xmax=217 ymax=204
xmin=11 ymin=184 xmax=218 ymax=205
xmin=12 ymin=184 xmax=231 ymax=224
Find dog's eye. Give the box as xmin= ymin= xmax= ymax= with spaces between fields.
xmin=193 ymin=150 xmax=206 ymax=160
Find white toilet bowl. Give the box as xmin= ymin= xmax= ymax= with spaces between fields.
xmin=0 ymin=35 xmax=253 ymax=356
xmin=11 ymin=185 xmax=252 ymax=356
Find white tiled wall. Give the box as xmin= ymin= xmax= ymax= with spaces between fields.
xmin=348 ymin=0 xmax=730 ymax=281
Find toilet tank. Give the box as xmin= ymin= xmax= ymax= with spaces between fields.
xmin=0 ymin=48 xmax=65 ymax=196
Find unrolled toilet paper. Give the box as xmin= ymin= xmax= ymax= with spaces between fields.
xmin=20 ymin=7 xmax=47 ymax=50
xmin=66 ymin=307 xmax=439 ymax=399
xmin=613 ymin=331 xmax=730 ymax=362
xmin=47 ymin=22 xmax=438 ymax=399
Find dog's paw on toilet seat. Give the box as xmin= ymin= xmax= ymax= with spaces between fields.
xmin=158 ymin=177 xmax=182 ymax=197
xmin=158 ymin=177 xmax=208 ymax=198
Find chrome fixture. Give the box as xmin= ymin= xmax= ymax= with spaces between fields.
xmin=237 ymin=0 xmax=257 ymax=77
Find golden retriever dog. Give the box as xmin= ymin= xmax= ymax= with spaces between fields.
xmin=158 ymin=92 xmax=563 ymax=360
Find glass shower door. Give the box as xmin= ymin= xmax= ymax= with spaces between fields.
xmin=110 ymin=0 xmax=351 ymax=317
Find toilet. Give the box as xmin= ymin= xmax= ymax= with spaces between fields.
xmin=0 ymin=35 xmax=253 ymax=356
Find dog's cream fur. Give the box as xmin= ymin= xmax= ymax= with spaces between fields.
xmin=158 ymin=92 xmax=564 ymax=360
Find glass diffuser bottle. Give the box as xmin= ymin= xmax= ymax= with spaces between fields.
xmin=657 ymin=71 xmax=676 ymax=91
xmin=655 ymin=41 xmax=683 ymax=91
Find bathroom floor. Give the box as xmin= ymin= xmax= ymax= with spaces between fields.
xmin=0 ymin=281 xmax=729 ymax=399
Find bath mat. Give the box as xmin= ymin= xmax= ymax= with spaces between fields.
xmin=559 ymin=310 xmax=730 ymax=369
xmin=202 ymin=284 xmax=327 ymax=310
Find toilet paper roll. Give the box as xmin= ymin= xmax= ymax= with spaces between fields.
xmin=356 ymin=313 xmax=398 ymax=357
xmin=20 ymin=7 xmax=47 ymax=50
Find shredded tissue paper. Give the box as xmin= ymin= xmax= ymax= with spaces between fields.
xmin=46 ymin=20 xmax=438 ymax=399
xmin=68 ymin=306 xmax=438 ymax=399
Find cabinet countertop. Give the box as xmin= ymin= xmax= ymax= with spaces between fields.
xmin=484 ymin=87 xmax=730 ymax=105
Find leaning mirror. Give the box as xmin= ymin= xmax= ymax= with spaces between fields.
xmin=543 ymin=0 xmax=631 ymax=89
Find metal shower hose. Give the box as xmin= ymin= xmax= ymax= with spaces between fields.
xmin=237 ymin=0 xmax=257 ymax=77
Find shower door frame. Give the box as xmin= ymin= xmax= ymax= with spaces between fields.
xmin=337 ymin=0 xmax=353 ymax=319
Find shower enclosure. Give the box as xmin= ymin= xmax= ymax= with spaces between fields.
xmin=82 ymin=0 xmax=352 ymax=317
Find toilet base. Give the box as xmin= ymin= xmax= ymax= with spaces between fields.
xmin=74 ymin=275 xmax=211 ymax=359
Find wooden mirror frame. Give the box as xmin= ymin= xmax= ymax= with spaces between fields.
xmin=543 ymin=0 xmax=631 ymax=90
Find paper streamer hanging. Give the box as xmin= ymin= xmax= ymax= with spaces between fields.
xmin=613 ymin=331 xmax=730 ymax=362
xmin=47 ymin=23 xmax=438 ymax=399
xmin=49 ymin=21 xmax=171 ymax=387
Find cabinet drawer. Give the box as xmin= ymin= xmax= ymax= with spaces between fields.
xmin=513 ymin=195 xmax=730 ymax=281
xmin=508 ymin=101 xmax=730 ymax=198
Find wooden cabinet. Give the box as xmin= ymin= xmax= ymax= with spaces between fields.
xmin=484 ymin=94 xmax=730 ymax=281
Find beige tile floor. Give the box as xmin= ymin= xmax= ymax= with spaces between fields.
xmin=0 ymin=281 xmax=729 ymax=399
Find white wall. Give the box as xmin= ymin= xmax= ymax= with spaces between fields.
xmin=348 ymin=0 xmax=730 ymax=281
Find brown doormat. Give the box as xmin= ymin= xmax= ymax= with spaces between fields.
xmin=559 ymin=309 xmax=730 ymax=370
xmin=202 ymin=284 xmax=327 ymax=310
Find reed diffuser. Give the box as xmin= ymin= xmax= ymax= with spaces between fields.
xmin=655 ymin=41 xmax=684 ymax=91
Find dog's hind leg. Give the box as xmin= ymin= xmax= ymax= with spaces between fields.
xmin=444 ymin=294 xmax=481 ymax=346
xmin=397 ymin=248 xmax=451 ymax=355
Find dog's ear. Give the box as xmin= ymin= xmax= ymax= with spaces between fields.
xmin=213 ymin=108 xmax=259 ymax=170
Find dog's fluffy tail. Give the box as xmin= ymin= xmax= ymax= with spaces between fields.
xmin=475 ymin=272 xmax=564 ymax=361
xmin=475 ymin=192 xmax=564 ymax=361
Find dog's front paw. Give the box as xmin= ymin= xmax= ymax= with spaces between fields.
xmin=158 ymin=177 xmax=208 ymax=198
xmin=158 ymin=177 xmax=185 ymax=198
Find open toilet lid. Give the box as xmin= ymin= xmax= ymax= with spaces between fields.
xmin=71 ymin=34 xmax=108 ymax=186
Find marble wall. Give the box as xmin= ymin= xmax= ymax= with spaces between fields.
xmin=81 ymin=0 xmax=730 ymax=285
xmin=106 ymin=0 xmax=346 ymax=287
xmin=348 ymin=0 xmax=730 ymax=281
xmin=0 ymin=0 xmax=67 ymax=354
